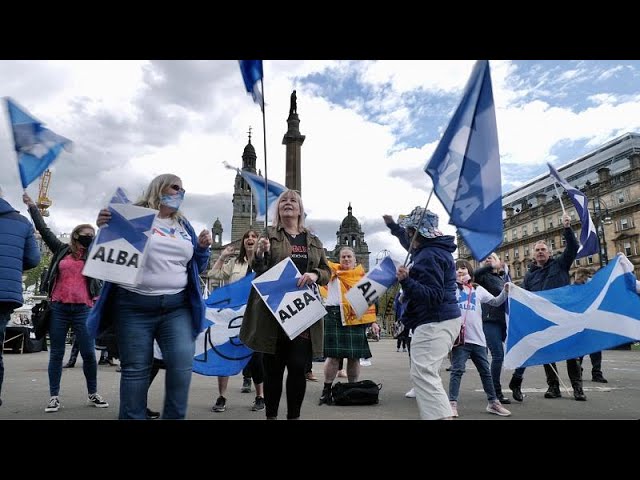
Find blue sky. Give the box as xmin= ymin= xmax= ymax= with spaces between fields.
xmin=1 ymin=60 xmax=639 ymax=265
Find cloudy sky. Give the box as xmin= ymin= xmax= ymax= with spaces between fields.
xmin=1 ymin=60 xmax=640 ymax=266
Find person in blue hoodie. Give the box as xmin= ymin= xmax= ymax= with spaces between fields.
xmin=87 ymin=174 xmax=212 ymax=419
xmin=0 ymin=185 xmax=41 ymax=407
xmin=383 ymin=207 xmax=461 ymax=420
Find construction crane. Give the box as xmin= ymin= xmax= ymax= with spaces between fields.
xmin=36 ymin=169 xmax=52 ymax=217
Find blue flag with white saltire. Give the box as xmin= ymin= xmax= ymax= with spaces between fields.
xmin=224 ymin=163 xmax=287 ymax=222
xmin=503 ymin=255 xmax=640 ymax=369
xmin=547 ymin=163 xmax=599 ymax=259
xmin=345 ymin=255 xmax=399 ymax=319
xmin=424 ymin=60 xmax=502 ymax=261
xmin=192 ymin=273 xmax=256 ymax=376
xmin=4 ymin=97 xmax=73 ymax=188
xmin=238 ymin=60 xmax=264 ymax=111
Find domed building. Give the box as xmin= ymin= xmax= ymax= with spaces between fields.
xmin=329 ymin=203 xmax=370 ymax=272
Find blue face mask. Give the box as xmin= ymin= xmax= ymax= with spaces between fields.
xmin=160 ymin=191 xmax=185 ymax=210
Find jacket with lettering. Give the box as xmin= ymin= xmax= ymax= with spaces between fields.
xmin=239 ymin=226 xmax=331 ymax=356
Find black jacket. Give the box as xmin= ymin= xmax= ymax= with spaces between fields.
xmin=523 ymin=227 xmax=578 ymax=292
xmin=28 ymin=205 xmax=102 ymax=299
xmin=473 ymin=264 xmax=506 ymax=327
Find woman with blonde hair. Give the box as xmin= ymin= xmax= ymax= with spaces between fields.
xmin=240 ymin=189 xmax=331 ymax=420
xmin=87 ymin=174 xmax=212 ymax=419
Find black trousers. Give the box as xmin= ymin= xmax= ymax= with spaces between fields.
xmin=544 ymin=359 xmax=582 ymax=387
xmin=579 ymin=351 xmax=603 ymax=375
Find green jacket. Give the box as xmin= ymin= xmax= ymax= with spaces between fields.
xmin=239 ymin=226 xmax=331 ymax=356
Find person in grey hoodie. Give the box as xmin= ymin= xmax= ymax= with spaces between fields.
xmin=0 ymin=185 xmax=41 ymax=407
xmin=384 ymin=207 xmax=461 ymax=420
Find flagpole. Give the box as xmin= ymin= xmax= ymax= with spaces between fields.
xmin=260 ymin=77 xmax=269 ymax=233
xmin=403 ymin=188 xmax=434 ymax=266
xmin=552 ymin=182 xmax=567 ymax=215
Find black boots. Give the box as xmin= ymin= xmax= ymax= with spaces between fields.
xmin=592 ymin=373 xmax=608 ymax=383
xmin=509 ymin=376 xmax=524 ymax=402
xmin=63 ymin=356 xmax=77 ymax=368
xmin=573 ymin=385 xmax=587 ymax=401
xmin=544 ymin=384 xmax=562 ymax=398
xmin=319 ymin=384 xmax=332 ymax=405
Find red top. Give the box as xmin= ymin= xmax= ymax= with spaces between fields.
xmin=50 ymin=252 xmax=93 ymax=307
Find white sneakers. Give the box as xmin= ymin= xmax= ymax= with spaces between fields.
xmin=449 ymin=400 xmax=459 ymax=417
xmin=405 ymin=388 xmax=416 ymax=398
xmin=486 ymin=400 xmax=511 ymax=416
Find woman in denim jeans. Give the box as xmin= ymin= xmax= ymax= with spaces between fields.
xmin=87 ymin=174 xmax=211 ymax=419
xmin=23 ymin=193 xmax=108 ymax=414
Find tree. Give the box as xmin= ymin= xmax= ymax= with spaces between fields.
xmin=23 ymin=253 xmax=51 ymax=292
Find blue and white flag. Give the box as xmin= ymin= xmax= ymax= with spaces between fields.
xmin=252 ymin=257 xmax=327 ymax=339
xmin=345 ymin=256 xmax=398 ymax=319
xmin=192 ymin=273 xmax=256 ymax=376
xmin=503 ymin=255 xmax=640 ymax=369
xmin=547 ymin=163 xmax=599 ymax=259
xmin=424 ymin=60 xmax=502 ymax=261
xmin=82 ymin=188 xmax=156 ymax=286
xmin=224 ymin=162 xmax=287 ymax=221
xmin=238 ymin=60 xmax=264 ymax=111
xmin=4 ymin=97 xmax=73 ymax=188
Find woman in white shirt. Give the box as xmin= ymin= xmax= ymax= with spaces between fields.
xmin=448 ymin=260 xmax=511 ymax=418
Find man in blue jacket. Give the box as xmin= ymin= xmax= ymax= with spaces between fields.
xmin=0 ymin=185 xmax=41 ymax=407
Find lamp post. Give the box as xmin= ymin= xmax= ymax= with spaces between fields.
xmin=591 ymin=197 xmax=612 ymax=267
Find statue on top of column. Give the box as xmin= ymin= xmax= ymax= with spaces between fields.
xmin=289 ymin=90 xmax=297 ymax=115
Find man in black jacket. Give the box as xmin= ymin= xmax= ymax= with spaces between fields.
xmin=474 ymin=253 xmax=510 ymax=404
xmin=507 ymin=213 xmax=586 ymax=402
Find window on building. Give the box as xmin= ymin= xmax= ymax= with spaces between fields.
xmin=512 ymin=229 xmax=517 ymax=240
xmin=505 ymin=251 xmax=510 ymax=260
xmin=516 ymin=265 xmax=521 ymax=277
xmin=574 ymin=258 xmax=581 ymax=267
xmin=617 ymin=191 xmax=626 ymax=204
xmin=524 ymin=246 xmax=529 ymax=256
xmin=570 ymin=211 xmax=576 ymax=221
xmin=624 ymin=241 xmax=632 ymax=256
xmin=522 ymin=226 xmax=528 ymax=237
xmin=514 ymin=248 xmax=519 ymax=259
xmin=550 ymin=238 xmax=556 ymax=250
xmin=503 ymin=233 xmax=508 ymax=243
xmin=587 ymin=256 xmax=593 ymax=264
xmin=561 ymin=236 xmax=566 ymax=246
xmin=533 ymin=220 xmax=539 ymax=233
xmin=620 ymin=218 xmax=632 ymax=230
xmin=548 ymin=218 xmax=554 ymax=229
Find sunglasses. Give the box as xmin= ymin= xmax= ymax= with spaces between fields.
xmin=170 ymin=184 xmax=186 ymax=193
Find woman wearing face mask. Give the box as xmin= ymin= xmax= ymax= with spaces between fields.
xmin=87 ymin=174 xmax=212 ymax=419
xmin=22 ymin=193 xmax=108 ymax=414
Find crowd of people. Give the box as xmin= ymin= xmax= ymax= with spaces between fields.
xmin=1 ymin=178 xmax=639 ymax=420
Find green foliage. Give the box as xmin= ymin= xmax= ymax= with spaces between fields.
xmin=23 ymin=253 xmax=51 ymax=291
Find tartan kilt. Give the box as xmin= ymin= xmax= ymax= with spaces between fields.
xmin=322 ymin=306 xmax=372 ymax=359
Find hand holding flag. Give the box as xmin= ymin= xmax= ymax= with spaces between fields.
xmin=4 ymin=97 xmax=72 ymax=188
xmin=547 ymin=163 xmax=599 ymax=258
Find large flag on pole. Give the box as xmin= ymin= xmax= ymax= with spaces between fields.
xmin=223 ymin=163 xmax=287 ymax=221
xmin=547 ymin=163 xmax=599 ymax=259
xmin=503 ymin=254 xmax=640 ymax=369
xmin=4 ymin=97 xmax=73 ymax=188
xmin=238 ymin=60 xmax=264 ymax=111
xmin=424 ymin=60 xmax=502 ymax=261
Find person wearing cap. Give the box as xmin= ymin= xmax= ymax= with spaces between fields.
xmin=383 ymin=207 xmax=461 ymax=420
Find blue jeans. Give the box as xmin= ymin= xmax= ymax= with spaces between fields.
xmin=49 ymin=302 xmax=97 ymax=396
xmin=0 ymin=311 xmax=10 ymax=397
xmin=114 ymin=288 xmax=194 ymax=420
xmin=482 ymin=322 xmax=506 ymax=395
xmin=449 ymin=342 xmax=497 ymax=403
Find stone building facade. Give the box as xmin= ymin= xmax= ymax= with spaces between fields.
xmin=457 ymin=132 xmax=640 ymax=283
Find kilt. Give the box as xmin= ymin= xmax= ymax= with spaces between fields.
xmin=323 ymin=306 xmax=372 ymax=359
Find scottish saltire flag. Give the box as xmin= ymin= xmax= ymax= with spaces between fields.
xmin=192 ymin=273 xmax=256 ymax=376
xmin=424 ymin=60 xmax=502 ymax=261
xmin=503 ymin=255 xmax=640 ymax=369
xmin=252 ymin=257 xmax=327 ymax=339
xmin=4 ymin=97 xmax=73 ymax=188
xmin=224 ymin=162 xmax=287 ymax=221
xmin=345 ymin=256 xmax=398 ymax=319
xmin=238 ymin=60 xmax=264 ymax=111
xmin=547 ymin=163 xmax=598 ymax=258
xmin=82 ymin=188 xmax=156 ymax=286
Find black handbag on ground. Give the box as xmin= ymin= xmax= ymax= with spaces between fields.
xmin=331 ymin=380 xmax=382 ymax=406
xmin=31 ymin=300 xmax=51 ymax=340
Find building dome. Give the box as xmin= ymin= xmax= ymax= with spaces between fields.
xmin=213 ymin=218 xmax=222 ymax=228
xmin=243 ymin=142 xmax=256 ymax=158
xmin=339 ymin=203 xmax=359 ymax=230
